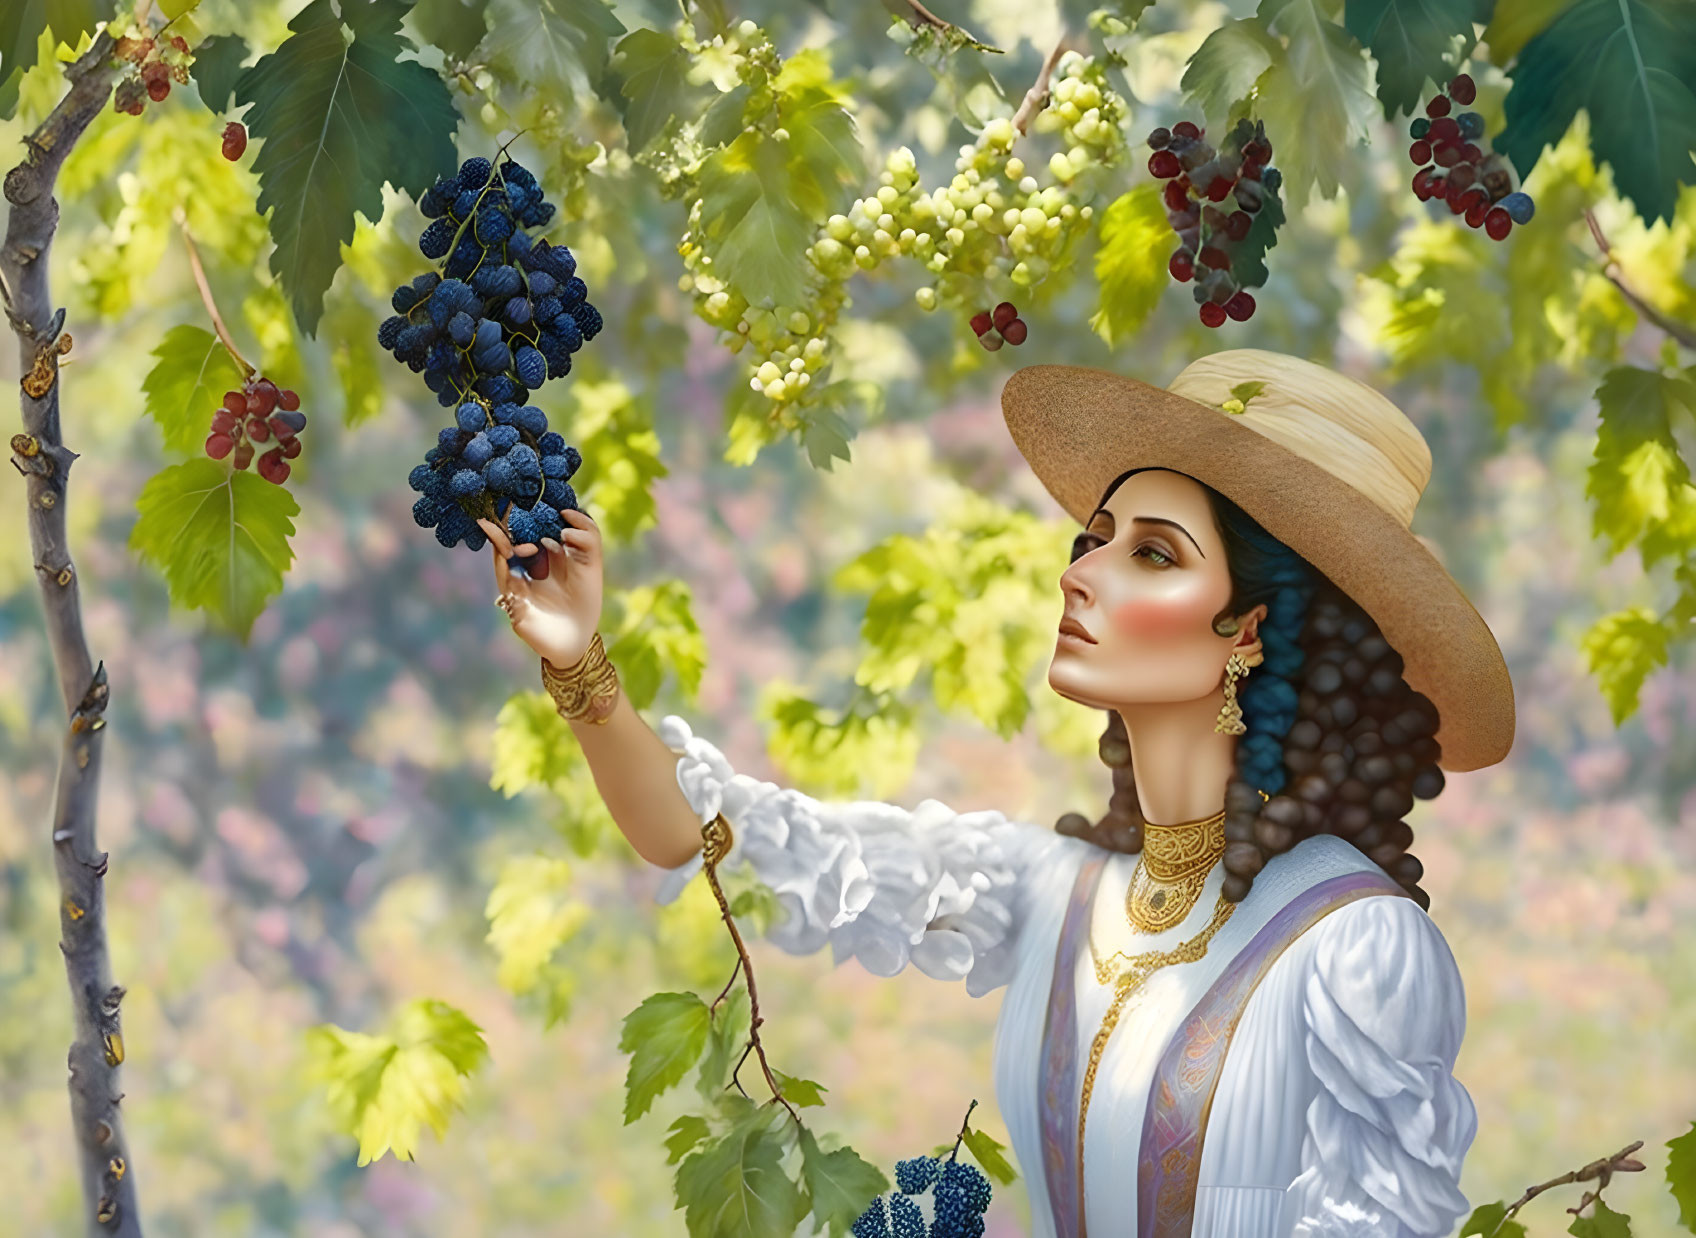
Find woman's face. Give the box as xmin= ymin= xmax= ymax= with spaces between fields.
xmin=1048 ymin=469 xmax=1261 ymax=711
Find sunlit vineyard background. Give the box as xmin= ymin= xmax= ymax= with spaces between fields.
xmin=3 ymin=0 xmax=1695 ymax=1234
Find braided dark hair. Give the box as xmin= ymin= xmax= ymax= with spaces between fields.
xmin=1053 ymin=469 xmax=1445 ymax=910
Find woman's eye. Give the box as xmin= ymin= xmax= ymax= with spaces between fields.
xmin=1133 ymin=543 xmax=1173 ymax=567
xmin=1071 ymin=532 xmax=1106 ymax=561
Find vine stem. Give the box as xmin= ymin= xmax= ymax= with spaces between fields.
xmin=897 ymin=1 xmax=1000 ymax=52
xmin=699 ymin=813 xmax=799 ymax=1125
xmin=3 ymin=30 xmax=145 ymax=1238
xmin=947 ymin=1097 xmax=979 ymax=1163
xmin=1583 ymin=208 xmax=1696 ymax=352
xmin=1487 ymin=1139 xmax=1645 ymax=1235
xmin=1011 ymin=35 xmax=1070 ymax=137
xmin=172 ymin=206 xmax=255 ymax=378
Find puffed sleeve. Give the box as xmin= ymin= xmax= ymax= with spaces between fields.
xmin=1283 ymin=896 xmax=1478 ymax=1238
xmin=650 ymin=714 xmax=1058 ymax=997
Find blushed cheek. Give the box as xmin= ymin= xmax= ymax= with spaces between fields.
xmin=1109 ymin=592 xmax=1215 ymax=642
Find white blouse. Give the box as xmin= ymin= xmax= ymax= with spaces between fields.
xmin=652 ymin=715 xmax=1477 ymax=1238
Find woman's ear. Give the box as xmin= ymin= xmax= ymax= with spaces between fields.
xmin=1238 ymin=603 xmax=1269 ymax=667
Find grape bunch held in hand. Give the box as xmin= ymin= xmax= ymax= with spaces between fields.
xmin=382 ymin=154 xmax=603 ymax=570
xmin=204 ymin=376 xmax=304 ymax=485
xmin=1148 ymin=118 xmax=1283 ymax=327
xmin=1407 ymin=74 xmax=1535 ymax=240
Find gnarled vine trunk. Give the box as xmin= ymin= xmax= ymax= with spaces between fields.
xmin=2 ymin=32 xmax=144 ymax=1238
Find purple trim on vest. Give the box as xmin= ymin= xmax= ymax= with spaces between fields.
xmin=1136 ymin=868 xmax=1407 ymax=1238
xmin=1038 ymin=851 xmax=1109 ymax=1238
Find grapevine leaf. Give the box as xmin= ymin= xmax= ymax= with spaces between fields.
xmin=801 ymin=403 xmax=855 ymax=471
xmin=613 ymin=27 xmax=691 ymax=153
xmin=1460 ymin=1202 xmax=1527 ymax=1237
xmin=190 ymin=33 xmax=249 ymax=114
xmin=1181 ymin=18 xmax=1280 ymax=125
xmin=604 ymin=580 xmax=707 ymax=708
xmin=1255 ymin=0 xmax=1376 ymax=206
xmin=1481 ymin=0 xmax=1571 ymax=62
xmin=408 ymin=0 xmax=488 ymax=58
xmin=798 ymin=1125 xmax=888 ymax=1238
xmin=695 ymin=986 xmax=752 ymax=1100
xmin=1231 ymin=380 xmax=1269 ymax=403
xmin=1670 ymin=1122 xmax=1696 ymax=1231
xmin=130 ymin=458 xmax=299 ymax=639
xmin=0 ymin=0 xmax=108 ymax=86
xmin=1568 ymin=1200 xmax=1633 ymax=1238
xmin=1089 ymin=184 xmax=1168 ymax=347
xmin=536 ymin=379 xmax=667 ymax=546
xmin=771 ymin=1071 xmax=827 ymax=1108
xmin=1497 ymin=0 xmax=1696 ymax=225
xmin=476 ymin=0 xmax=625 ymax=100
xmin=699 ymin=82 xmax=751 ymax=150
xmin=142 ymin=325 xmax=246 ymax=455
xmin=697 ymin=51 xmax=862 ymax=308
xmin=304 ymin=998 xmax=489 ymax=1166
xmin=1581 ymin=607 xmax=1671 ymax=724
xmin=726 ymin=882 xmax=781 ymax=937
xmin=490 ymin=691 xmax=577 ymax=793
xmin=666 ymin=1114 xmax=711 ymax=1166
xmin=235 ymin=0 xmax=459 ymax=336
xmin=1586 ymin=365 xmax=1696 ymax=565
xmin=484 ymin=855 xmax=588 ymax=999
xmin=1344 ymin=0 xmax=1477 ymax=117
xmin=676 ymin=1113 xmax=808 ymax=1238
xmin=962 ymin=1126 xmax=1018 ymax=1187
xmin=619 ymin=991 xmax=711 ymax=1124
xmin=1233 ymin=171 xmax=1287 ymax=288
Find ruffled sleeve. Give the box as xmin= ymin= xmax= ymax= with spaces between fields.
xmin=651 ymin=714 xmax=1058 ymax=997
xmin=1284 ymin=896 xmax=1478 ymax=1238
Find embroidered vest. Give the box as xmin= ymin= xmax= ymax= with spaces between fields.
xmin=1037 ymin=853 xmax=1406 ymax=1237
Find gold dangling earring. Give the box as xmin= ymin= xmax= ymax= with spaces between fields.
xmin=1214 ymin=651 xmax=1250 ymax=735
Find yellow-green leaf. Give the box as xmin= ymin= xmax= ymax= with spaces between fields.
xmin=490 ymin=691 xmax=576 ymax=796
xmin=1255 ymin=0 xmax=1376 ymax=206
xmin=484 ymin=855 xmax=589 ymax=1001
xmin=305 ymin=998 xmax=489 ymax=1166
xmin=1460 ymin=1201 xmax=1528 ymax=1237
xmin=1089 ymin=184 xmax=1169 ymax=348
xmin=142 ymin=325 xmax=247 ymax=455
xmin=772 ymin=1071 xmax=827 ymax=1108
xmin=695 ymin=986 xmax=751 ymax=1101
xmin=614 ymin=27 xmax=692 ymax=153
xmin=1568 ymin=1199 xmax=1633 ymax=1238
xmin=619 ymin=991 xmax=711 ymax=1123
xmin=962 ymin=1125 xmax=1018 ymax=1187
xmin=1181 ymin=18 xmax=1280 ymax=125
xmin=1481 ymin=0 xmax=1573 ymax=63
xmin=605 ymin=581 xmax=707 ymax=709
xmin=676 ymin=1111 xmax=808 ymax=1238
xmin=1581 ymin=606 xmax=1671 ymax=724
xmin=1668 ymin=1121 xmax=1696 ymax=1231
xmin=129 ymin=458 xmax=299 ymax=639
xmin=1586 ymin=365 xmax=1696 ymax=566
xmin=665 ymin=1114 xmax=711 ymax=1166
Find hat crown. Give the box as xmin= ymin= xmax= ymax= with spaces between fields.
xmin=1165 ymin=349 xmax=1433 ymax=528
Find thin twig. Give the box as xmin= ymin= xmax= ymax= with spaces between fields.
xmin=171 ymin=206 xmax=254 ymax=378
xmin=1011 ymin=36 xmax=1069 ymax=136
xmin=897 ymin=0 xmax=1000 ymax=53
xmin=947 ymin=1098 xmax=979 ymax=1163
xmin=699 ymin=813 xmax=799 ymax=1125
xmin=1584 ymin=209 xmax=1696 ymax=352
xmin=1489 ymin=1140 xmax=1645 ymax=1234
xmin=709 ymin=954 xmax=742 ymax=1014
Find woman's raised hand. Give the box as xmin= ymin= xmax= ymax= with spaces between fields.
xmin=479 ymin=508 xmax=604 ymax=668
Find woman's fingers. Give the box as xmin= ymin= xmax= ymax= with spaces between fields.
xmin=478 ymin=518 xmax=515 ymax=558
xmin=491 ymin=537 xmax=513 ymax=592
xmin=561 ymin=507 xmax=597 ymax=533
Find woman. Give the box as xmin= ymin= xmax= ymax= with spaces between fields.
xmin=478 ymin=348 xmax=1516 ymax=1238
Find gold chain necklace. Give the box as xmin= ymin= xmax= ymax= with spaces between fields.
xmin=1076 ymin=892 xmax=1237 ymax=1171
xmin=1122 ymin=807 xmax=1227 ymax=934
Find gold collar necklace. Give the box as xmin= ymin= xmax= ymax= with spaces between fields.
xmin=1123 ymin=806 xmax=1227 ymax=934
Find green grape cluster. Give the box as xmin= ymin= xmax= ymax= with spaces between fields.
xmin=677 ymin=49 xmax=1129 ymax=424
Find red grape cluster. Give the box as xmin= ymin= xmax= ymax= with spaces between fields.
xmin=221 ymin=122 xmax=247 ymax=161
xmin=1407 ymin=74 xmax=1535 ymax=240
xmin=111 ymin=31 xmax=190 ymax=115
xmin=970 ymin=301 xmax=1027 ymax=351
xmin=205 ymin=377 xmax=305 ymax=485
xmin=1147 ymin=119 xmax=1281 ymax=327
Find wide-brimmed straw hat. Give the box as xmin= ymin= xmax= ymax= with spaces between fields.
xmin=1001 ymin=348 xmax=1514 ymax=772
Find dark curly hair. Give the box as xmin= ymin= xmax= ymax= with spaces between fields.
xmin=1053 ymin=468 xmax=1445 ymax=911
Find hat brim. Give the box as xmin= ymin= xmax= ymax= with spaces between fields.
xmin=1001 ymin=363 xmax=1515 ymax=772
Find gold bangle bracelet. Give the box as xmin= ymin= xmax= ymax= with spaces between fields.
xmin=540 ymin=632 xmax=621 ymax=725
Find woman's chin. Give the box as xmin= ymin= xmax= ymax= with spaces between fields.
xmin=1046 ymin=668 xmax=1110 ymax=711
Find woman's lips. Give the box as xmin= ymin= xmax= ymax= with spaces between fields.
xmin=1058 ymin=616 xmax=1096 ymax=643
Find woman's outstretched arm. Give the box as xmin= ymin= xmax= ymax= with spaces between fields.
xmin=480 ymin=511 xmax=703 ymax=869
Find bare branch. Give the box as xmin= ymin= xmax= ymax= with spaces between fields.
xmin=896 ymin=0 xmax=1000 ymax=53
xmin=1584 ymin=209 xmax=1696 ymax=352
xmin=1493 ymin=1140 xmax=1645 ymax=1233
xmin=3 ymin=30 xmax=146 ymax=1238
xmin=1011 ymin=36 xmax=1069 ymax=137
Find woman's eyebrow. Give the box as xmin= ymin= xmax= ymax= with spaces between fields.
xmin=1086 ymin=511 xmax=1205 ymax=558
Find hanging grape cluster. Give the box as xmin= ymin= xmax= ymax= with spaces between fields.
xmin=111 ymin=28 xmax=190 ymax=114
xmin=381 ymin=155 xmax=601 ymax=557
xmin=1407 ymin=74 xmax=1535 ymax=239
xmin=677 ymin=47 xmax=1127 ymax=428
xmin=1147 ymin=118 xmax=1283 ymax=326
xmin=853 ymin=1155 xmax=993 ymax=1238
xmin=204 ymin=376 xmax=305 ymax=485
xmin=970 ymin=301 xmax=1026 ymax=350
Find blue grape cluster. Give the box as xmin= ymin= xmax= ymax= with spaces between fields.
xmin=853 ymin=1156 xmax=991 ymax=1238
xmin=384 ymin=154 xmax=603 ymax=552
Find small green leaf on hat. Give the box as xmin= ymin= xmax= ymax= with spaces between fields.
xmin=1221 ymin=380 xmax=1267 ymax=414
